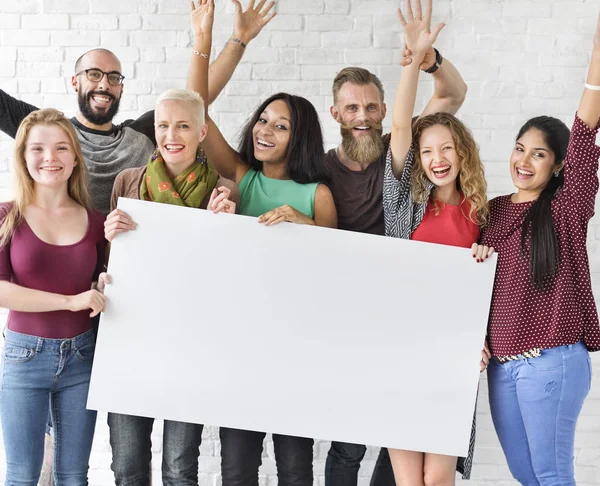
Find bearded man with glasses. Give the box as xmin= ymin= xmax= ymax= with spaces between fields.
xmin=0 ymin=2 xmax=273 ymax=216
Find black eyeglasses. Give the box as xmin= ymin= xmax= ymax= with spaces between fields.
xmin=75 ymin=68 xmax=125 ymax=86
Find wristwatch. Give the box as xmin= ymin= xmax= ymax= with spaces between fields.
xmin=424 ymin=48 xmax=443 ymax=74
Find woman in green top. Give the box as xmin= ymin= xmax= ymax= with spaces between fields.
xmin=187 ymin=3 xmax=337 ymax=231
xmin=186 ymin=2 xmax=337 ymax=485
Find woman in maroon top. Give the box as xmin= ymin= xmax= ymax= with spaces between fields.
xmin=474 ymin=17 xmax=600 ymax=485
xmin=0 ymin=108 xmax=107 ymax=485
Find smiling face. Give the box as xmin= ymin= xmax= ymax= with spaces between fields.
xmin=331 ymin=82 xmax=386 ymax=164
xmin=155 ymin=99 xmax=208 ymax=176
xmin=72 ymin=50 xmax=124 ymax=127
xmin=418 ymin=124 xmax=460 ymax=188
xmin=25 ymin=124 xmax=77 ymax=188
xmin=251 ymin=99 xmax=292 ymax=166
xmin=510 ymin=128 xmax=560 ymax=200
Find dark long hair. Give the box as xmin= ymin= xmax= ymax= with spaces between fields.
xmin=517 ymin=116 xmax=570 ymax=288
xmin=237 ymin=93 xmax=330 ymax=184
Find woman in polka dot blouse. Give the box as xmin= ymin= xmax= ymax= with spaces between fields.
xmin=473 ymin=15 xmax=600 ymax=486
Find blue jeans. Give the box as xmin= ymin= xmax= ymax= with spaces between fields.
xmin=0 ymin=329 xmax=97 ymax=486
xmin=488 ymin=341 xmax=592 ymax=486
xmin=108 ymin=413 xmax=203 ymax=485
xmin=220 ymin=427 xmax=313 ymax=486
xmin=325 ymin=443 xmax=395 ymax=486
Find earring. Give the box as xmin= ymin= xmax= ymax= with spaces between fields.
xmin=554 ymin=171 xmax=560 ymax=177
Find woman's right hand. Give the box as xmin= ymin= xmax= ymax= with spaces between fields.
xmin=104 ymin=209 xmax=136 ymax=242
xmin=208 ymin=186 xmax=236 ymax=214
xmin=190 ymin=0 xmax=215 ymax=39
xmin=68 ymin=290 xmax=106 ymax=318
xmin=471 ymin=243 xmax=495 ymax=263
xmin=398 ymin=0 xmax=445 ymax=61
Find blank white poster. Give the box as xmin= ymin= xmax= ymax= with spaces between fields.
xmin=88 ymin=197 xmax=496 ymax=458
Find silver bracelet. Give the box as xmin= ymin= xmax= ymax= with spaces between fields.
xmin=584 ymin=82 xmax=600 ymax=91
xmin=192 ymin=49 xmax=209 ymax=59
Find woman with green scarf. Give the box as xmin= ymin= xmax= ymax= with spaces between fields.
xmin=102 ymin=88 xmax=238 ymax=485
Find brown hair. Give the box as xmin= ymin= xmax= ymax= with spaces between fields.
xmin=0 ymin=108 xmax=92 ymax=247
xmin=332 ymin=67 xmax=385 ymax=104
xmin=411 ymin=112 xmax=488 ymax=225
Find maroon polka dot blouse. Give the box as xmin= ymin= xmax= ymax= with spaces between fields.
xmin=481 ymin=114 xmax=600 ymax=356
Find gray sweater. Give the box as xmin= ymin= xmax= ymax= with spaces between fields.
xmin=0 ymin=89 xmax=155 ymax=214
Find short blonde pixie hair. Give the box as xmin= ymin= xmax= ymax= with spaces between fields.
xmin=155 ymin=89 xmax=206 ymax=126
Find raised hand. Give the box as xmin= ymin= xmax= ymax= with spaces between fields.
xmin=257 ymin=204 xmax=313 ymax=226
xmin=208 ymin=186 xmax=236 ymax=214
xmin=231 ymin=0 xmax=276 ymax=44
xmin=190 ymin=0 xmax=216 ymax=38
xmin=399 ymin=46 xmax=437 ymax=71
xmin=397 ymin=0 xmax=445 ymax=60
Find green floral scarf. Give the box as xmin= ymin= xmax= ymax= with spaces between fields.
xmin=140 ymin=147 xmax=218 ymax=208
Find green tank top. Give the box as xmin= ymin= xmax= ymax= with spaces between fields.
xmin=239 ymin=168 xmax=319 ymax=218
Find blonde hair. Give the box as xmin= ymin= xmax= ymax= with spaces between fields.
xmin=332 ymin=67 xmax=385 ymax=104
xmin=155 ymin=89 xmax=206 ymax=126
xmin=0 ymin=108 xmax=92 ymax=247
xmin=411 ymin=113 xmax=488 ymax=225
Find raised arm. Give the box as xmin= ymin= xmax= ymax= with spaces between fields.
xmin=205 ymin=0 xmax=275 ymax=105
xmin=578 ymin=14 xmax=600 ymax=128
xmin=420 ymin=55 xmax=467 ymax=117
xmin=390 ymin=0 xmax=445 ymax=179
xmin=0 ymin=90 xmax=38 ymax=139
xmin=187 ymin=0 xmax=250 ymax=184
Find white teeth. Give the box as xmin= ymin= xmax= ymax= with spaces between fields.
xmin=354 ymin=126 xmax=369 ymax=130
xmin=517 ymin=167 xmax=533 ymax=176
xmin=92 ymin=95 xmax=110 ymax=103
xmin=166 ymin=145 xmax=184 ymax=151
xmin=432 ymin=166 xmax=450 ymax=174
xmin=41 ymin=167 xmax=61 ymax=171
xmin=257 ymin=138 xmax=274 ymax=147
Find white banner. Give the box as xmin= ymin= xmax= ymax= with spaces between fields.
xmin=88 ymin=197 xmax=496 ymax=457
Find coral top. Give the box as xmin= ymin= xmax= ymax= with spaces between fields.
xmin=411 ymin=196 xmax=480 ymax=248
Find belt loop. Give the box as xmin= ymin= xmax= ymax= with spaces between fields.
xmin=36 ymin=338 xmax=43 ymax=353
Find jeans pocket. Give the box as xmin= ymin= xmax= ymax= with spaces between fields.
xmin=524 ymin=349 xmax=563 ymax=371
xmin=3 ymin=344 xmax=36 ymax=364
xmin=75 ymin=341 xmax=95 ymax=362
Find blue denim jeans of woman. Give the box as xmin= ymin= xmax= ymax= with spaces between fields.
xmin=487 ymin=341 xmax=592 ymax=486
xmin=108 ymin=413 xmax=204 ymax=486
xmin=0 ymin=329 xmax=97 ymax=486
xmin=220 ymin=427 xmax=314 ymax=486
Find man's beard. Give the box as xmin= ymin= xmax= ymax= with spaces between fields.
xmin=340 ymin=122 xmax=385 ymax=165
xmin=78 ymin=90 xmax=121 ymax=126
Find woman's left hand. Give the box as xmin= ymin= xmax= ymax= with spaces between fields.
xmin=191 ymin=0 xmax=215 ymax=39
xmin=208 ymin=186 xmax=236 ymax=214
xmin=480 ymin=341 xmax=491 ymax=372
xmin=471 ymin=243 xmax=495 ymax=263
xmin=93 ymin=273 xmax=111 ymax=294
xmin=258 ymin=205 xmax=314 ymax=226
xmin=231 ymin=0 xmax=276 ymax=44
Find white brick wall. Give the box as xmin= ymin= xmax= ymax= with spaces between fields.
xmin=0 ymin=1 xmax=599 ymax=485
